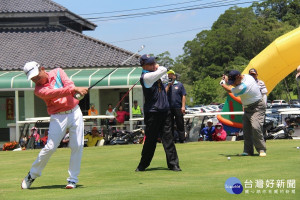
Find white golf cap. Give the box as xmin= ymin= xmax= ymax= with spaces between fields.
xmin=24 ymin=61 xmax=40 ymax=80
xmin=207 ymin=119 xmax=213 ymax=123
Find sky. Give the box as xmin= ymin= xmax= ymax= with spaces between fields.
xmin=54 ymin=0 xmax=254 ymax=59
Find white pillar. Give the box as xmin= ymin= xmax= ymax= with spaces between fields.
xmin=129 ymin=88 xmax=133 ymax=131
xmin=15 ymin=90 xmax=19 ymax=141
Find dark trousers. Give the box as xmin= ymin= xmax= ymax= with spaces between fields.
xmin=170 ymin=108 xmax=185 ymax=142
xmin=137 ymin=111 xmax=179 ymax=169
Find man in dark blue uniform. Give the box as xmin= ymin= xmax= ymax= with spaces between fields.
xmin=165 ymin=70 xmax=187 ymax=143
xmin=135 ymin=54 xmax=181 ymax=172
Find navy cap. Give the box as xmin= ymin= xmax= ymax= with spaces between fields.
xmin=140 ymin=54 xmax=156 ymax=66
xmin=249 ymin=68 xmax=257 ymax=75
xmin=227 ymin=70 xmax=241 ymax=85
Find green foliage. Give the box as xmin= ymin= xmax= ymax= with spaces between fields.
xmin=227 ymin=56 xmax=249 ymax=72
xmin=268 ymin=81 xmax=286 ymax=100
xmin=182 ymin=84 xmax=193 ymax=106
xmin=253 ymin=0 xmax=300 ymax=26
xmin=191 ymin=76 xmax=226 ymax=105
xmin=172 ymin=55 xmax=193 ymax=85
xmin=154 ymin=0 xmax=300 ymax=103
xmin=182 ymin=7 xmax=270 ymax=82
xmin=156 ymin=51 xmax=174 ymax=69
xmin=268 ymin=71 xmax=299 ymax=101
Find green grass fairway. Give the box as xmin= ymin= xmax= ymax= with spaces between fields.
xmin=0 ymin=140 xmax=299 ymax=200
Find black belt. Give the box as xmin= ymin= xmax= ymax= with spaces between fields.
xmin=244 ymin=99 xmax=262 ymax=108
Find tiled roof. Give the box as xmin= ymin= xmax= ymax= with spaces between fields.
xmin=0 ymin=0 xmax=67 ymax=13
xmin=0 ymin=27 xmax=140 ymax=70
xmin=0 ymin=0 xmax=96 ymax=30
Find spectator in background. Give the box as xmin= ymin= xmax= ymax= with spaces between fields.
xmin=31 ymin=127 xmax=40 ymax=143
xmin=165 ymin=70 xmax=187 ymax=143
xmin=200 ymin=119 xmax=215 ymax=141
xmin=84 ymin=127 xmax=103 ymax=147
xmin=19 ymin=135 xmax=28 ymax=150
xmin=132 ymin=100 xmax=143 ymax=117
xmin=132 ymin=100 xmax=143 ymax=129
xmin=88 ymin=103 xmax=98 ymax=116
xmin=40 ymin=130 xmax=49 ymax=146
xmin=249 ymin=68 xmax=268 ymax=105
xmin=212 ymin=123 xmax=227 ymax=141
xmin=283 ymin=117 xmax=296 ymax=128
xmin=116 ymin=105 xmax=129 ymax=127
xmin=30 ymin=127 xmax=42 ymax=148
xmin=88 ymin=103 xmax=98 ymax=125
xmin=105 ymin=104 xmax=116 ymax=125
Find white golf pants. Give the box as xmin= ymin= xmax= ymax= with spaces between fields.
xmin=30 ymin=105 xmax=84 ymax=183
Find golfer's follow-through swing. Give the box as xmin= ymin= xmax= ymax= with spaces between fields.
xmin=21 ymin=45 xmax=145 ymax=190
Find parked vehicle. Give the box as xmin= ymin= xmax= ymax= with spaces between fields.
xmin=206 ymin=105 xmax=221 ymax=112
xmin=289 ymin=99 xmax=300 ymax=105
xmin=269 ymin=104 xmax=290 ymax=109
xmin=189 ymin=107 xmax=208 ymax=113
xmin=272 ymin=100 xmax=288 ymax=106
xmin=185 ymin=108 xmax=204 ymax=114
xmin=185 ymin=108 xmax=196 ymax=114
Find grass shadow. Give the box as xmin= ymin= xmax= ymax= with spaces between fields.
xmin=145 ymin=167 xmax=169 ymax=171
xmin=219 ymin=153 xmax=259 ymax=157
xmin=30 ymin=184 xmax=84 ymax=190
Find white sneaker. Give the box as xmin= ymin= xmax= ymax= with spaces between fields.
xmin=259 ymin=150 xmax=267 ymax=157
xmin=66 ymin=181 xmax=76 ymax=189
xmin=21 ymin=172 xmax=35 ymax=189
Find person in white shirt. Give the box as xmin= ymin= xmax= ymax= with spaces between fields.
xmin=220 ymin=70 xmax=267 ymax=157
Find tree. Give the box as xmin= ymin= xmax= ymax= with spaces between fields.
xmin=182 ymin=7 xmax=270 ymax=82
xmin=156 ymin=51 xmax=174 ymax=69
xmin=227 ymin=56 xmax=249 ymax=72
xmin=175 ymin=0 xmax=300 ymax=104
xmin=253 ymin=0 xmax=300 ymax=26
xmin=191 ymin=76 xmax=225 ymax=105
xmin=171 ymin=55 xmax=193 ymax=84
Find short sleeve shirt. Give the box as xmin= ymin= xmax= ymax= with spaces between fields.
xmin=257 ymin=79 xmax=268 ymax=95
xmin=231 ymin=74 xmax=262 ymax=106
xmin=166 ymin=81 xmax=187 ymax=109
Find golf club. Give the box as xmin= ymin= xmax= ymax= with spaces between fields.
xmin=113 ymin=79 xmax=140 ymax=111
xmin=74 ymin=45 xmax=145 ymax=100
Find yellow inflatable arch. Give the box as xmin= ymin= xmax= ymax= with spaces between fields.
xmin=242 ymin=26 xmax=300 ymax=94
xmin=219 ymin=27 xmax=300 ymax=130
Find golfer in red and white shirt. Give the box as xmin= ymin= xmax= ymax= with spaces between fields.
xmin=21 ymin=61 xmax=88 ymax=189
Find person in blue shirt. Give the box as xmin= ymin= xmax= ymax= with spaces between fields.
xmin=135 ymin=54 xmax=181 ymax=172
xmin=200 ymin=119 xmax=215 ymax=141
xmin=165 ymin=70 xmax=187 ymax=143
